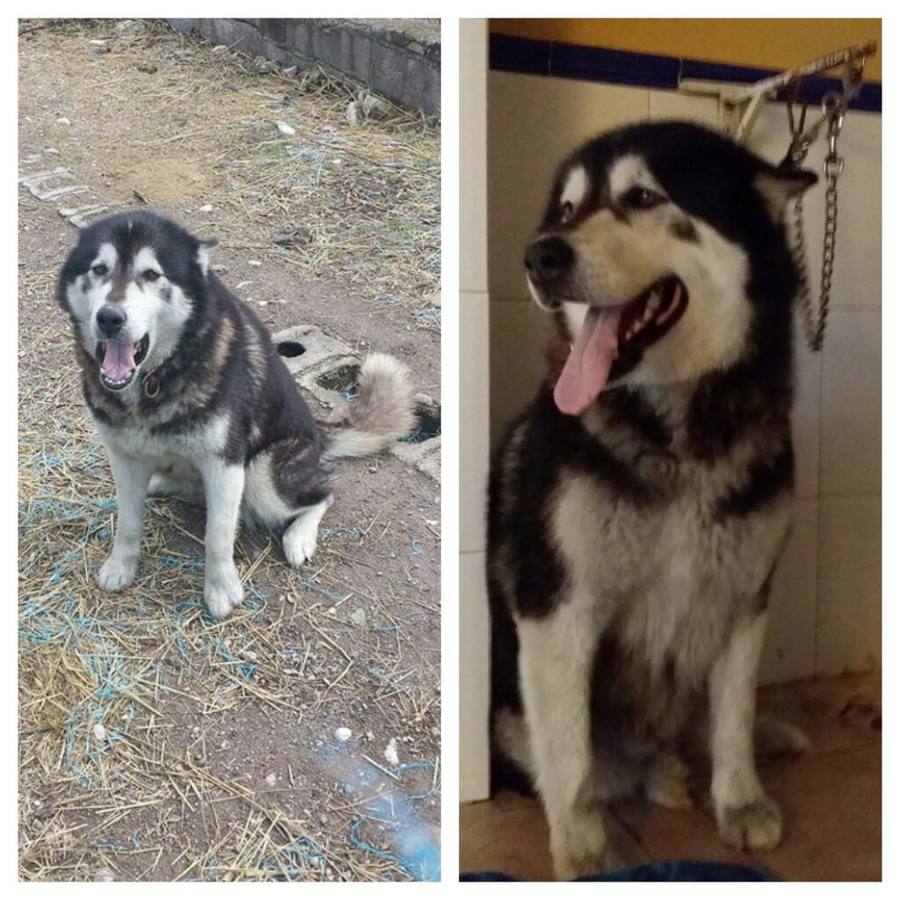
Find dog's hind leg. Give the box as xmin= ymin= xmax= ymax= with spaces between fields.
xmin=243 ymin=440 xmax=332 ymax=566
xmin=755 ymin=715 xmax=811 ymax=759
xmin=283 ymin=497 xmax=333 ymax=568
xmin=517 ymin=589 xmax=617 ymax=880
xmin=492 ymin=707 xmax=535 ymax=780
xmin=710 ymin=610 xmax=783 ymax=851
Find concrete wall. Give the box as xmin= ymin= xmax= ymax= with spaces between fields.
xmin=167 ymin=18 xmax=440 ymax=116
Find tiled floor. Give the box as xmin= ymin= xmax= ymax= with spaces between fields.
xmin=460 ymin=673 xmax=881 ymax=881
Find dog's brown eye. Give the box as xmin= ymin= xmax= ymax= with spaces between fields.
xmin=560 ymin=201 xmax=574 ymax=224
xmin=142 ymin=269 xmax=161 ymax=282
xmin=91 ymin=263 xmax=108 ymax=276
xmin=624 ymin=186 xmax=665 ymax=210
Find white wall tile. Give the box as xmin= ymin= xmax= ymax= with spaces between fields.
xmin=820 ymin=308 xmax=881 ymax=495
xmin=793 ymin=338 xmax=822 ymax=499
xmin=460 ymin=550 xmax=491 ymax=802
xmin=816 ymin=495 xmax=881 ymax=675
xmin=760 ymin=499 xmax=818 ymax=685
xmin=488 ymin=72 xmax=650 ymax=297
xmin=749 ymin=105 xmax=881 ymax=310
xmin=461 ymin=24 xmax=492 ymax=799
xmin=489 ymin=298 xmax=554 ymax=444
xmin=826 ymin=110 xmax=882 ymax=310
xmin=648 ymin=88 xmax=721 ymax=125
xmin=460 ymin=292 xmax=490 ymax=554
xmin=460 ymin=20 xmax=489 ymax=294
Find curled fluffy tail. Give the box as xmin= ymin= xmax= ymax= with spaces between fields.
xmin=322 ymin=353 xmax=416 ymax=460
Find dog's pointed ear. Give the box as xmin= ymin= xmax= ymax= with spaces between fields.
xmin=197 ymin=238 xmax=218 ymax=277
xmin=754 ymin=165 xmax=817 ymax=221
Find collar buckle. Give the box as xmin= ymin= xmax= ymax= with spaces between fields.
xmin=143 ymin=370 xmax=161 ymax=398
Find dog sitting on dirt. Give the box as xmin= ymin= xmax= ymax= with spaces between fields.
xmin=488 ymin=121 xmax=817 ymax=879
xmin=58 ymin=210 xmax=414 ymax=619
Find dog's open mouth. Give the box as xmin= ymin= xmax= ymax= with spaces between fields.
xmin=554 ymin=276 xmax=688 ymax=415
xmin=97 ymin=334 xmax=150 ymax=391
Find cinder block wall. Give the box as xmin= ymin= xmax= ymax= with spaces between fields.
xmin=167 ymin=18 xmax=440 ymax=116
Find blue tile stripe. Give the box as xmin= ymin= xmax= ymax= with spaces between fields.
xmin=490 ymin=33 xmax=881 ymax=114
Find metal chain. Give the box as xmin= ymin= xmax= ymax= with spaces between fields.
xmin=785 ymin=91 xmax=847 ymax=352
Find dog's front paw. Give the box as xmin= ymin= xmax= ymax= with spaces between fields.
xmin=98 ymin=555 xmax=137 ymax=591
xmin=554 ymin=841 xmax=621 ymax=882
xmin=716 ymin=794 xmax=783 ymax=851
xmin=204 ymin=566 xmax=244 ymax=619
xmin=551 ymin=810 xmax=619 ymax=881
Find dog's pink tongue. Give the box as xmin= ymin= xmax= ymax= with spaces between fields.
xmin=101 ymin=340 xmax=137 ymax=381
xmin=553 ymin=307 xmax=621 ymax=415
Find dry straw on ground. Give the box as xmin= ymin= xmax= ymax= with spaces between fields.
xmin=20 ymin=19 xmax=440 ymax=882
xmin=29 ymin=19 xmax=440 ymax=308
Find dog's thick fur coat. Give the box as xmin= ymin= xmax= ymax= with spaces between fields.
xmin=488 ymin=122 xmax=816 ymax=878
xmin=59 ymin=211 xmax=414 ymax=619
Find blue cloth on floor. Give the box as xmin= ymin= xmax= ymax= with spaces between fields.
xmin=461 ymin=861 xmax=775 ymax=881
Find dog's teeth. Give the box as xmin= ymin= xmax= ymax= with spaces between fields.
xmin=647 ymin=291 xmax=660 ymax=312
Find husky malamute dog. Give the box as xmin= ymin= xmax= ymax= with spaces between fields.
xmin=488 ymin=121 xmax=817 ymax=878
xmin=59 ymin=210 xmax=414 ymax=619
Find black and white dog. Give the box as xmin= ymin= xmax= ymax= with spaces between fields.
xmin=488 ymin=121 xmax=816 ymax=878
xmin=59 ymin=211 xmax=414 ymax=619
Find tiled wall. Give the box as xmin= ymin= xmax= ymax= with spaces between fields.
xmin=485 ymin=70 xmax=882 ymax=685
xmin=459 ymin=19 xmax=491 ymax=803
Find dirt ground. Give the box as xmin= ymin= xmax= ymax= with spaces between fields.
xmin=18 ymin=20 xmax=440 ymax=882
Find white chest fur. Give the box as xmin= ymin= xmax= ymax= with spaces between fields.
xmin=549 ymin=460 xmax=792 ymax=684
xmin=96 ymin=411 xmax=231 ymax=466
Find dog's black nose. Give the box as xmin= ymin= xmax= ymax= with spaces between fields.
xmin=525 ymin=236 xmax=574 ymax=283
xmin=96 ymin=305 xmax=126 ymax=337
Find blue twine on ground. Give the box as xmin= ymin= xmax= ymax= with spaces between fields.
xmin=413 ymin=307 xmax=441 ymax=329
xmin=257 ymin=836 xmax=328 ymax=878
xmin=215 ymin=641 xmax=256 ymax=680
xmin=318 ymin=741 xmax=440 ymax=881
